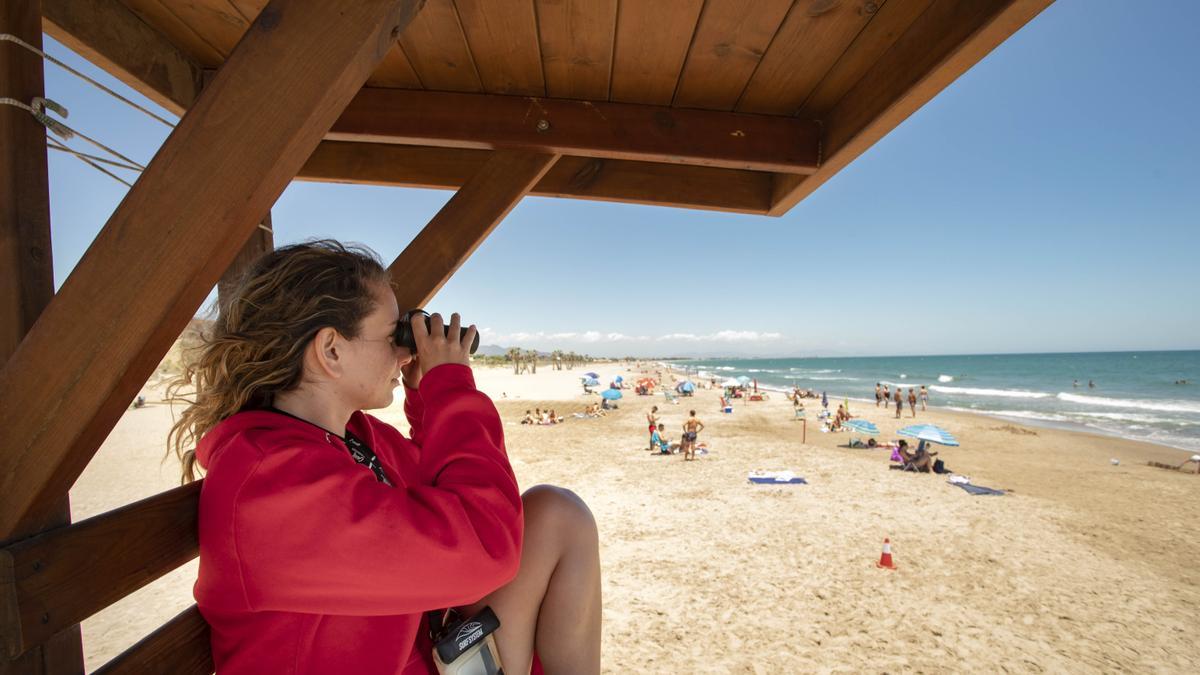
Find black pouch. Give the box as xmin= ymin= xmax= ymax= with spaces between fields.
xmin=429 ymin=606 xmax=505 ymax=675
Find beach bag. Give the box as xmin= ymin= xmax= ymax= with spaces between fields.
xmin=933 ymin=459 xmax=946 ymax=474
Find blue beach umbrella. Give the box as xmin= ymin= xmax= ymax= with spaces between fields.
xmin=585 ymin=371 xmax=600 ymax=378
xmin=844 ymin=419 xmax=880 ymax=436
xmin=898 ymin=424 xmax=959 ymax=446
xmin=582 ymin=377 xmax=600 ymax=387
xmin=677 ymin=381 xmax=695 ymax=393
xmin=614 ymin=376 xmax=623 ymax=383
xmin=601 ymin=388 xmax=623 ymax=401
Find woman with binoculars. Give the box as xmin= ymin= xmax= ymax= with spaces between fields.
xmin=169 ymin=240 xmax=600 ymax=674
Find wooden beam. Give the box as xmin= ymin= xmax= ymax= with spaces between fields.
xmin=298 ymin=142 xmax=773 ymax=214
xmin=327 ymin=89 xmax=821 ymax=174
xmin=0 ymin=2 xmax=84 ymax=672
xmin=40 ymin=0 xmax=201 ymax=116
xmin=0 ymin=0 xmax=426 ymax=539
xmin=92 ymin=605 xmax=212 ymax=675
xmin=218 ymin=213 xmax=274 ymax=314
xmin=388 ymin=151 xmax=559 ymax=310
xmin=769 ymin=0 xmax=1054 ymax=216
xmin=0 ymin=483 xmax=201 ymax=658
xmin=1 ymin=0 xmax=54 ymax=369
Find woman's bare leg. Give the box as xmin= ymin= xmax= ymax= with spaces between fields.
xmin=463 ymin=485 xmax=601 ymax=674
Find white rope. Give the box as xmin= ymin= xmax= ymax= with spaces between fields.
xmin=48 ymin=138 xmax=134 ymax=187
xmin=1 ymin=32 xmax=176 ymax=128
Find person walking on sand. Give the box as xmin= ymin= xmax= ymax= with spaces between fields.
xmin=646 ymin=405 xmax=659 ymax=451
xmin=882 ymin=384 xmax=890 ymax=409
xmin=919 ymin=385 xmax=928 ymax=411
xmin=907 ymin=388 xmax=917 ymax=418
xmin=875 ymin=383 xmax=882 ymax=407
xmin=681 ymin=410 xmax=705 ymax=461
xmin=821 ymin=391 xmax=828 ymax=410
xmin=894 ymin=388 xmax=902 ymax=418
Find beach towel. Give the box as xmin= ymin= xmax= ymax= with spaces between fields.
xmin=748 ymin=471 xmax=806 ymax=485
xmin=951 ymin=482 xmax=1005 ymax=496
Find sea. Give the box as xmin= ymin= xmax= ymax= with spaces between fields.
xmin=670 ymin=351 xmax=1200 ymax=453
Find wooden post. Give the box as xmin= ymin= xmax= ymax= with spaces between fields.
xmin=388 ymin=150 xmax=559 ymax=311
xmin=0 ymin=1 xmax=85 ymax=671
xmin=0 ymin=0 xmax=426 ymax=540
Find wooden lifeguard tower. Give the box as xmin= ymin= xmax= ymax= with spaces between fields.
xmin=1 ymin=0 xmax=1053 ymax=671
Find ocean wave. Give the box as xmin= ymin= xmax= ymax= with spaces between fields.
xmin=715 ymin=366 xmax=735 ymax=371
xmin=807 ymin=376 xmax=861 ymax=381
xmin=938 ymin=375 xmax=954 ymax=383
xmin=789 ymin=368 xmax=840 ymax=373
xmin=1074 ymin=412 xmax=1187 ymax=425
xmin=944 ymin=407 xmax=1070 ymax=422
xmin=1056 ymin=392 xmax=1200 ymax=414
xmin=931 ymin=385 xmax=1051 ymax=399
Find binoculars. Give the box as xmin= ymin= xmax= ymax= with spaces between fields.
xmin=393 ymin=309 xmax=480 ymax=355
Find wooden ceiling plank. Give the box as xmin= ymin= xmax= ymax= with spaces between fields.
xmin=155 ymin=0 xmax=249 ymax=56
xmin=367 ymin=43 xmax=424 ymax=88
xmin=610 ymin=0 xmax=704 ymax=105
xmin=41 ymin=0 xmax=202 ymax=115
xmin=226 ymin=0 xmax=268 ymax=23
xmin=296 ymin=142 xmax=774 ymax=214
xmin=397 ymin=0 xmax=482 ymax=92
xmin=735 ymin=0 xmax=886 ymax=115
xmin=327 ymin=88 xmax=821 ymax=173
xmin=455 ymin=0 xmax=545 ymax=95
xmin=0 ymin=0 xmax=425 ymax=539
xmin=388 ymin=150 xmax=559 ymax=310
xmin=535 ymin=0 xmax=617 ymax=100
xmin=117 ymin=0 xmax=225 ymax=66
xmin=770 ymin=0 xmax=1054 ymax=215
xmin=672 ymin=0 xmax=794 ymax=111
xmin=798 ymin=0 xmax=934 ymax=118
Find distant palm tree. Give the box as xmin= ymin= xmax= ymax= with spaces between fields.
xmin=551 ymin=349 xmax=564 ymax=370
xmin=507 ymin=347 xmax=521 ymax=374
xmin=525 ymin=349 xmax=538 ymax=374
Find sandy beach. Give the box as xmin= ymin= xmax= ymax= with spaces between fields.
xmin=72 ymin=363 xmax=1200 ymax=673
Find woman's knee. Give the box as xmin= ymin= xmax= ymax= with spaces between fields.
xmin=522 ymin=484 xmax=597 ymax=545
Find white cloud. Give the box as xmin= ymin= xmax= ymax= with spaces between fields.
xmin=484 ymin=328 xmax=784 ymax=345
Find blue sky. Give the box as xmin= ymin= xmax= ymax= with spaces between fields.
xmin=40 ymin=0 xmax=1199 ymax=358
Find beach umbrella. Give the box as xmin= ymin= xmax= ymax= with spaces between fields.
xmin=844 ymin=419 xmax=880 ymax=435
xmin=614 ymin=375 xmax=623 ymax=382
xmin=585 ymin=371 xmax=599 ymax=378
xmin=721 ymin=377 xmax=740 ymax=388
xmin=737 ymin=376 xmax=751 ymax=385
xmin=582 ymin=377 xmax=600 ymax=387
xmin=677 ymin=381 xmax=695 ymax=393
xmin=636 ymin=377 xmax=656 ymax=388
xmin=898 ymin=424 xmax=959 ymax=446
xmin=601 ymin=388 xmax=623 ymax=401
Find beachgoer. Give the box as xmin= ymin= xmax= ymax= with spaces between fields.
xmin=1073 ymin=379 xmax=1079 ymax=388
xmin=1089 ymin=380 xmax=1095 ymax=388
xmin=882 ymin=385 xmax=890 ymax=409
xmin=893 ymin=388 xmax=902 ymax=418
xmin=651 ymin=423 xmax=672 ymax=454
xmin=682 ymin=410 xmax=705 ymax=461
xmin=875 ymin=383 xmax=882 ymax=407
xmin=907 ymin=388 xmax=917 ymax=418
xmin=821 ymin=391 xmax=828 ymax=410
xmin=171 ymin=241 xmax=600 ymax=673
xmin=646 ymin=405 xmax=659 ymax=451
xmin=919 ymin=385 xmax=928 ymax=411
xmin=521 ymin=410 xmax=534 ymax=425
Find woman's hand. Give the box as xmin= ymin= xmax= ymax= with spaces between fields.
xmin=400 ymin=354 xmax=422 ymax=389
xmin=411 ymin=312 xmax=477 ymax=379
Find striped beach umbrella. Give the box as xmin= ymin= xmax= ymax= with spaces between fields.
xmin=897 ymin=424 xmax=959 ymax=446
xmin=844 ymin=419 xmax=880 ymax=435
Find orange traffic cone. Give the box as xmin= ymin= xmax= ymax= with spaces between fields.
xmin=876 ymin=538 xmax=897 ymax=570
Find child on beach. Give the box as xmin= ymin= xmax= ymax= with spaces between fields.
xmin=681 ymin=410 xmax=705 ymax=461
xmin=170 ymin=241 xmax=600 ymax=674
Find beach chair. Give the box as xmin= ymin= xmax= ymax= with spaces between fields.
xmin=663 ymin=388 xmax=679 ymax=404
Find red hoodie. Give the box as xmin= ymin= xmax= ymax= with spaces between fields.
xmin=193 ymin=364 xmax=523 ymax=674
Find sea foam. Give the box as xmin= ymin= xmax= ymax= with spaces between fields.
xmin=1056 ymin=392 xmax=1200 ymax=414
xmin=938 ymin=375 xmax=954 ymax=383
xmin=931 ymin=385 xmax=1051 ymax=399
